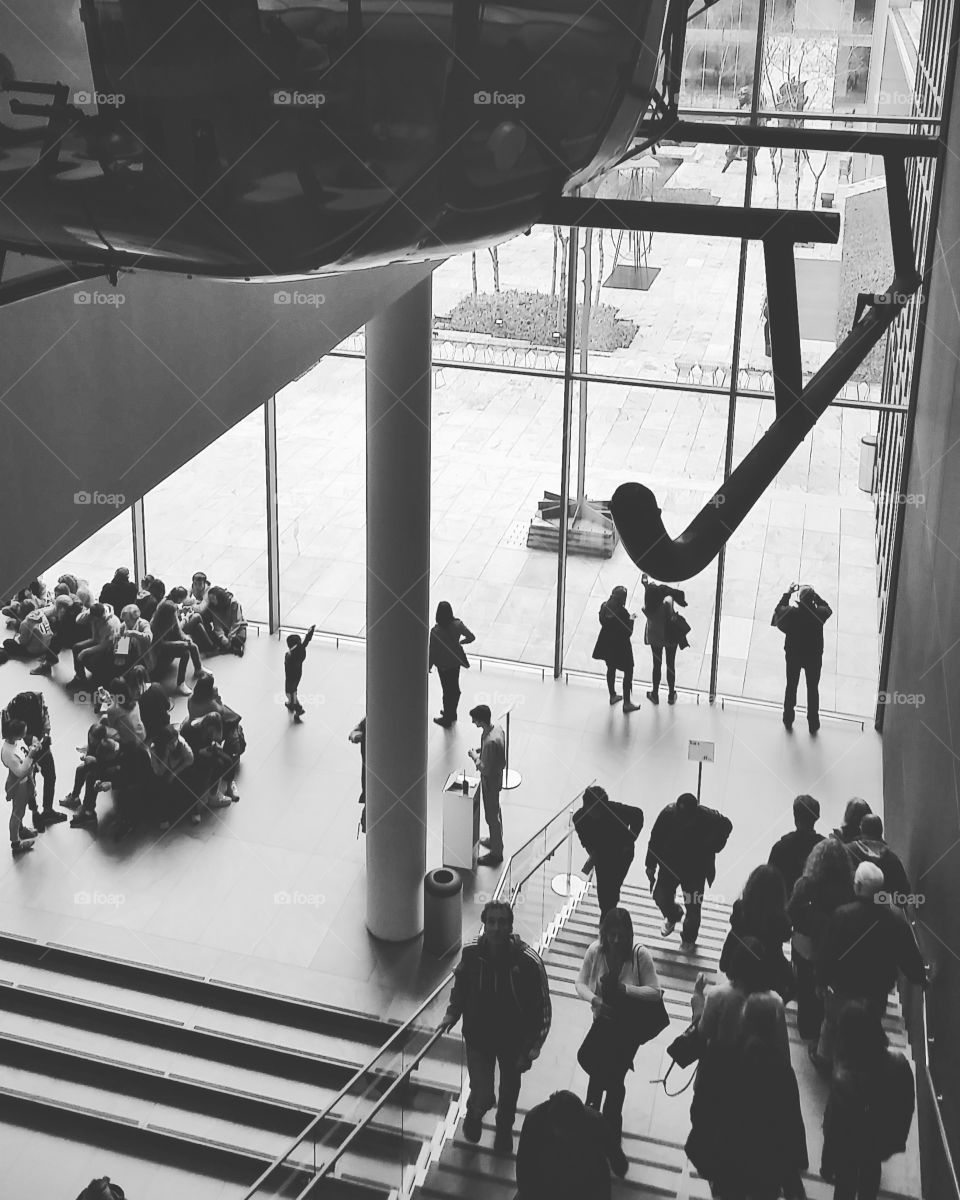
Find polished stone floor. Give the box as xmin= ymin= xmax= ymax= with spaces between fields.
xmin=0 ymin=631 xmax=881 ymax=1013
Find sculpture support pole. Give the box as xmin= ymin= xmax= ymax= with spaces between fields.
xmin=365 ymin=275 xmax=432 ymax=941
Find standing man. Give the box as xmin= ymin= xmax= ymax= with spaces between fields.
xmin=772 ymin=583 xmax=832 ymax=734
xmin=440 ymin=900 xmax=552 ymax=1154
xmin=469 ymin=704 xmax=506 ymax=867
xmin=573 ymin=784 xmax=644 ymax=921
xmin=1 ymin=691 xmax=67 ymax=830
xmin=645 ymin=792 xmax=732 ymax=952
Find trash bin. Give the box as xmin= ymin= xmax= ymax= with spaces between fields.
xmin=859 ymin=434 xmax=878 ymax=493
xmin=423 ymin=868 xmax=463 ymax=958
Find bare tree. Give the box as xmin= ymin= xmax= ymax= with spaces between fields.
xmin=805 ymin=150 xmax=830 ymax=209
xmin=471 ymin=252 xmax=478 ymax=296
xmin=488 ymin=246 xmax=501 ymax=293
xmin=551 ymin=226 xmax=559 ymax=297
xmin=594 ymin=230 xmax=605 ymax=308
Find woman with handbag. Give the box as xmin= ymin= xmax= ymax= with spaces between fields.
xmin=576 ymin=907 xmax=665 ymax=1177
xmin=641 ymin=572 xmax=689 ymax=705
xmin=591 ymin=586 xmax=640 ymax=712
xmin=428 ymin=601 xmax=475 ymax=728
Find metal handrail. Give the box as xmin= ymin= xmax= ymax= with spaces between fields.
xmin=241 ymin=784 xmax=591 ymax=1200
xmin=905 ymin=914 xmax=960 ymax=1200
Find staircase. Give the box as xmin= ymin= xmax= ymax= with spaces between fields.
xmin=0 ymin=930 xmax=463 ymax=1199
xmin=417 ymin=881 xmax=921 ymax=1200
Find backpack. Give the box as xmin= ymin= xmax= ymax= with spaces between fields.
xmin=702 ymin=807 xmax=733 ymax=853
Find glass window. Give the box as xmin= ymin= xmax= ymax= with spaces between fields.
xmin=432 ymin=227 xmax=571 ymax=371
xmin=430 ymin=369 xmax=560 ymax=667
xmin=143 ymin=408 xmax=269 ymax=622
xmin=277 ymin=356 xmax=367 ymax=635
xmin=44 ymin=510 xmax=135 ymax=598
xmin=717 ymin=393 xmax=880 ymax=715
xmin=561 ymin=379 xmax=720 ymax=696
xmin=681 ymin=0 xmax=761 ymax=110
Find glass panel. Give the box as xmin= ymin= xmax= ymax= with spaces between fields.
xmin=431 ymin=369 xmax=560 ymax=667
xmin=680 ymin=0 xmax=761 ymax=110
xmin=572 ymin=150 xmax=746 ymax=384
xmin=741 ymin=192 xmax=892 ymax=396
xmin=432 ymin=229 xmax=569 ymax=367
xmin=562 ymin=380 xmax=721 ymax=696
xmin=277 ymin=356 xmax=366 ymax=633
xmin=44 ymin=509 xmax=135 ymax=596
xmin=718 ymin=392 xmax=879 ymax=715
xmin=143 ymin=408 xmax=269 ymax=624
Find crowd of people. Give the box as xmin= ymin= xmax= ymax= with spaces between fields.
xmin=2 ymin=567 xmax=249 ymax=847
xmin=443 ymin=789 xmax=924 ymax=1200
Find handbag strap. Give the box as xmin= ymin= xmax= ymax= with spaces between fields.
xmin=654 ymin=1058 xmax=699 ymax=1096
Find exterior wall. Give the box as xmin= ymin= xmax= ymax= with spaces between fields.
xmin=0 ymin=260 xmax=436 ymax=597
xmin=883 ymin=52 xmax=960 ymax=1179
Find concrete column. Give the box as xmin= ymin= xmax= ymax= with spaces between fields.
xmin=365 ymin=275 xmax=432 ymax=941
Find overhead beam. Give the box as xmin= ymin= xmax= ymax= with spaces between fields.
xmin=538 ymin=196 xmax=840 ymax=244
xmin=632 ymin=118 xmax=941 ymax=157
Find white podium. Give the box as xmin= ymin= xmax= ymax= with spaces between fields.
xmin=442 ymin=771 xmax=481 ymax=872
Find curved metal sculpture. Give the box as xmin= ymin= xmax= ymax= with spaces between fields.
xmin=0 ymin=0 xmax=668 ymax=279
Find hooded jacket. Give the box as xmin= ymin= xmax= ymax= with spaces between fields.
xmin=443 ymin=934 xmax=551 ymax=1055
xmin=2 ymin=691 xmax=51 ymax=741
xmin=844 ymin=838 xmax=911 ymax=899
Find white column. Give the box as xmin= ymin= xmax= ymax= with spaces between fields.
xmin=365 ymin=274 xmax=432 ymax=941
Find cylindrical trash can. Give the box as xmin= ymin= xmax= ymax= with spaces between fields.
xmin=423 ymin=868 xmax=463 ymax=958
xmin=859 ymin=434 xmax=878 ymax=493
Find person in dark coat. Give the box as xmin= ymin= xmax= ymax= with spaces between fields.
xmin=98 ymin=568 xmax=138 ymax=616
xmin=428 ymin=601 xmax=475 ymax=727
xmin=832 ymin=797 xmax=872 ymax=844
xmin=591 ymin=586 xmax=639 ymax=712
xmin=772 ymin=582 xmax=832 ymax=733
xmin=821 ymin=1000 xmax=916 ymax=1200
xmin=719 ymin=864 xmax=795 ymax=1002
xmin=640 ymin=572 xmax=688 ymax=705
xmin=787 ymin=837 xmax=856 ymax=1061
xmin=817 ymin=862 xmax=926 ymax=1069
xmin=768 ymin=793 xmax=824 ymax=897
xmin=645 ymin=792 xmax=732 ymax=950
xmin=348 ymin=716 xmax=366 ymax=835
xmin=845 ymin=814 xmax=912 ymax=903
xmin=516 ymin=1090 xmax=611 ymax=1200
xmin=573 ymin=784 xmax=643 ymax=921
xmin=688 ymin=991 xmax=808 ymax=1200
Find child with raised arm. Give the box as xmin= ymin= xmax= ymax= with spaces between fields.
xmin=284 ymin=624 xmax=316 ymax=722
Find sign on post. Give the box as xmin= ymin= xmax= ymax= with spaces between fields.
xmin=687 ymin=740 xmax=715 ymax=799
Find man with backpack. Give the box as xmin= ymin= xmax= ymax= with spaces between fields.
xmin=645 ymin=792 xmax=732 ymax=951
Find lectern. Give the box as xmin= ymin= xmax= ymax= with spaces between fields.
xmin=442 ymin=771 xmax=481 ymax=871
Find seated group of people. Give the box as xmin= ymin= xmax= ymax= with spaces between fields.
xmin=62 ymin=667 xmax=246 ymax=837
xmin=1 ymin=567 xmax=247 ymax=693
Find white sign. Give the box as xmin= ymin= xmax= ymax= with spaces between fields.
xmin=688 ymin=740 xmax=715 ymax=763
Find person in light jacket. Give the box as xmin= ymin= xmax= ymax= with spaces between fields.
xmin=428 ymin=601 xmax=475 ymax=727
xmin=591 ymin=586 xmax=639 ymax=712
xmin=576 ymin=906 xmax=661 ymax=1176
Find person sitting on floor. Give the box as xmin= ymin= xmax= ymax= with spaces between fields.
xmin=125 ymin=664 xmax=172 ymax=745
xmin=150 ymin=723 xmax=196 ymax=831
xmin=179 ymin=712 xmax=235 ymax=822
xmin=98 ymin=567 xmax=138 ymax=615
xmin=149 ymin=600 xmax=202 ymax=695
xmin=194 ymin=586 xmax=247 ymax=657
xmin=114 ymin=604 xmax=153 ymax=675
xmin=136 ymin=577 xmax=165 ymax=622
xmin=61 ymin=721 xmax=118 ymax=812
xmin=70 ymin=603 xmax=121 ymax=688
